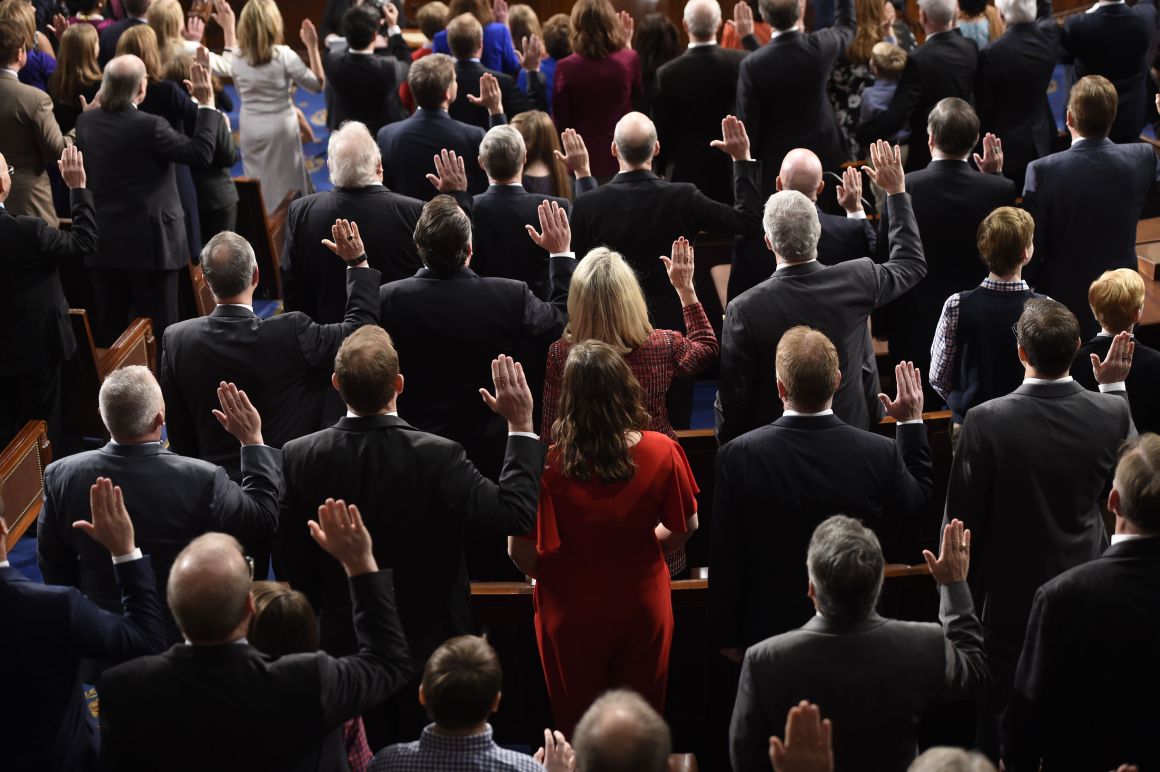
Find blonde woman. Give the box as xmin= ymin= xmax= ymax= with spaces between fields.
xmin=148 ymin=0 xmax=232 ymax=76
xmin=215 ymin=0 xmax=324 ymax=213
xmin=48 ymin=23 xmax=102 ymax=133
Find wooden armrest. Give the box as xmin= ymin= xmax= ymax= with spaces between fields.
xmin=884 ymin=563 xmax=932 ymax=579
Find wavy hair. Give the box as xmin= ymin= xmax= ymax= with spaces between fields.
xmin=569 ymin=0 xmax=623 ymax=59
xmin=238 ymin=0 xmax=283 ymax=67
xmin=565 ymin=248 xmax=653 ymax=354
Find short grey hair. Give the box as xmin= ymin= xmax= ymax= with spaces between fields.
xmin=763 ymin=190 xmax=820 ymax=263
xmin=573 ymin=690 xmax=671 ymax=772
xmin=806 ymin=515 xmax=884 ymax=623
xmin=918 ymin=0 xmax=957 ymax=27
xmin=98 ymin=365 xmax=164 ymax=439
xmin=994 ymin=0 xmax=1034 ymax=23
xmin=328 ymin=121 xmax=382 ymax=189
xmin=683 ymin=0 xmax=722 ymax=39
xmin=201 ymin=231 xmax=258 ymax=299
xmin=99 ymin=54 xmax=146 ymax=112
xmin=479 ymin=125 xmax=527 ymax=181
xmin=908 ymin=748 xmax=997 ymax=772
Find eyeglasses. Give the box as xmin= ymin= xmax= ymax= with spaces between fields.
xmin=244 ymin=555 xmax=255 ymax=581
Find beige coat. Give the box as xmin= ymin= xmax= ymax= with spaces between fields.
xmin=0 ymin=70 xmax=68 ymax=227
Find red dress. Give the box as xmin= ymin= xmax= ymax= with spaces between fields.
xmin=528 ymin=432 xmax=699 ymax=733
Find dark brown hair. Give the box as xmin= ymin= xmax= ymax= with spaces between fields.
xmin=116 ymin=23 xmax=163 ymax=82
xmin=511 ymin=110 xmax=571 ymax=199
xmin=422 ymin=635 xmax=503 ymax=730
xmin=1068 ymin=75 xmax=1118 ymax=138
xmin=417 ymin=1 xmax=450 ymax=39
xmin=569 ymin=0 xmax=623 ymax=59
xmin=334 ymin=326 xmax=401 ymax=414
xmin=447 ymin=0 xmax=492 ymax=25
xmin=759 ymin=0 xmax=801 ymax=29
xmin=926 ymin=97 xmax=979 ymax=158
xmin=248 ymin=581 xmax=320 ymax=657
xmin=775 ymin=326 xmax=840 ymax=412
xmin=408 ymin=52 xmax=456 ymax=109
xmin=0 ymin=18 xmax=24 ymax=64
xmin=1116 ymin=434 xmax=1160 ymax=532
xmin=977 ymin=206 xmax=1033 ymax=276
xmin=542 ymin=12 xmax=572 ymax=60
xmin=1016 ymin=298 xmax=1080 ymax=377
xmin=414 ymin=195 xmax=472 ymax=276
xmin=446 ymin=12 xmax=483 ymax=58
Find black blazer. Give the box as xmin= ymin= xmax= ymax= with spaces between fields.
xmin=859 ymin=29 xmax=978 ymax=171
xmin=1023 ymin=138 xmax=1159 ymax=337
xmin=377 ymin=108 xmax=504 ymax=199
xmin=716 ymin=192 xmax=926 ymax=441
xmin=0 ymin=188 xmax=97 ymax=375
xmin=1072 ymin=334 xmax=1160 ymax=435
xmin=38 ymin=442 xmax=281 ymax=644
xmin=98 ymin=16 xmax=144 ymax=67
xmin=653 ymin=45 xmax=749 ymax=204
xmin=160 ymin=267 xmax=381 ymax=478
xmin=712 ymin=416 xmax=932 ymax=649
xmin=1002 ymin=536 xmax=1160 ymax=772
xmin=449 ymin=59 xmax=539 ymax=130
xmin=736 ymin=0 xmax=855 ymax=193
xmin=98 ymin=570 xmax=411 ymax=772
xmin=190 ymin=103 xmax=240 ymax=215
xmin=470 ymin=184 xmax=571 ymax=299
xmin=75 ymin=105 xmax=222 ymax=271
xmin=0 ymin=559 xmax=164 ymax=772
xmin=323 ymin=43 xmax=410 ymax=136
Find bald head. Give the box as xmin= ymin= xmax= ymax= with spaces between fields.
xmin=573 ymin=691 xmax=671 ymax=772
xmin=99 ymin=54 xmax=147 ymax=111
xmin=167 ymin=533 xmax=253 ymax=645
xmin=683 ymin=0 xmax=722 ymax=40
xmin=613 ymin=112 xmax=659 ymax=170
xmin=777 ymin=148 xmax=824 ymax=201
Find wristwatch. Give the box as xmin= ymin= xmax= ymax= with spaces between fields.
xmin=344 ymin=254 xmax=367 ymax=267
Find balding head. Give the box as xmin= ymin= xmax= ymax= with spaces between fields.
xmin=99 ymin=54 xmax=148 ymax=111
xmin=612 ymin=112 xmax=659 ymax=170
xmin=573 ymin=691 xmax=671 ymax=772
xmin=683 ymin=0 xmax=722 ymax=40
xmin=776 ymin=148 xmax=824 ymax=201
xmin=167 ymin=533 xmax=254 ymax=645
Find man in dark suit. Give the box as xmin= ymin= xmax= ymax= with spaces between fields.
xmin=736 ymin=0 xmax=855 ymax=194
xmin=99 ymin=501 xmax=412 ymax=770
xmin=877 ymin=99 xmax=1016 ymax=405
xmin=0 ymin=147 xmax=96 ymax=448
xmin=97 ymin=0 xmax=148 ymax=67
xmin=729 ymin=516 xmax=986 ymax=772
xmin=1002 ymin=434 xmax=1160 ymax=772
xmin=75 ymin=54 xmax=223 ymax=347
xmin=445 ymin=13 xmax=540 ymax=130
xmin=2 ymin=478 xmax=165 ymax=772
xmin=653 ymin=0 xmax=748 ymax=204
xmin=378 ymin=53 xmax=506 ymax=199
xmin=1023 ymin=76 xmax=1160 ymax=338
xmin=712 ymin=329 xmax=933 ymax=659
xmin=948 ymin=298 xmax=1136 ymax=755
xmin=282 ymin=121 xmax=471 ymax=323
xmin=38 ymin=367 xmax=280 ymax=646
xmin=975 ymin=0 xmax=1060 ymax=190
xmin=323 ymin=4 xmax=410 ymax=136
xmin=716 ymin=140 xmax=926 ymax=442
xmin=275 ymin=328 xmax=544 ymax=746
xmin=1062 ymin=0 xmax=1158 ymax=143
xmin=858 ymin=0 xmax=978 ymax=172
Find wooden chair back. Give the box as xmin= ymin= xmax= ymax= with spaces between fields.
xmin=189 ymin=263 xmax=217 ymax=317
xmin=1 ymin=421 xmax=52 ymax=549
xmin=62 ymin=311 xmax=156 ymax=439
xmin=234 ymin=178 xmax=299 ymax=301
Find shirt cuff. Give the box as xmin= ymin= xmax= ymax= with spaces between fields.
xmin=897 ymin=418 xmax=925 ymax=425
xmin=509 ymin=431 xmax=539 ymax=440
xmin=112 ymin=548 xmax=144 ymax=564
xmin=846 ymin=210 xmax=867 ymax=220
xmin=386 ymin=25 xmax=402 ymax=36
xmin=550 ymin=252 xmax=576 ymax=260
xmin=196 ymin=103 xmax=218 ymax=110
xmin=1099 ymin=382 xmax=1127 ymax=392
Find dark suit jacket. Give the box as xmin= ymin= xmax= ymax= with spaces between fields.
xmin=1073 ymin=334 xmax=1160 ymax=435
xmin=449 ymin=59 xmax=541 ymax=130
xmin=1063 ymin=0 xmax=1159 ymax=143
xmin=716 ymin=192 xmax=926 ymax=441
xmin=729 ymin=582 xmax=987 ymax=772
xmin=712 ymin=416 xmax=932 ymax=649
xmin=0 ymin=558 xmax=164 ymax=772
xmin=190 ymin=109 xmax=240 ymax=215
xmin=38 ymin=442 xmax=281 ymax=643
xmin=1023 ymin=139 xmax=1159 ymax=337
xmin=736 ymin=0 xmax=855 ymax=193
xmin=98 ymin=569 xmax=411 ymax=772
xmin=470 ymin=184 xmax=571 ymax=299
xmin=947 ymin=381 xmax=1135 ymax=694
xmin=98 ymin=16 xmax=144 ymax=67
xmin=0 ymin=189 xmax=97 ymax=376
xmin=377 ymin=108 xmax=505 ymax=199
xmin=653 ymin=45 xmax=748 ymax=204
xmin=571 ymin=161 xmax=763 ymax=332
xmin=859 ymin=29 xmax=979 ymax=171
xmin=323 ymin=42 xmax=410 ymax=136
xmin=75 ymin=105 xmax=222 ymax=271
xmin=160 ymin=267 xmax=381 ymax=478
xmin=1002 ymin=536 xmax=1160 ymax=772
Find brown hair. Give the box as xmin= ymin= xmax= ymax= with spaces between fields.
xmin=422 ymin=636 xmax=503 ymax=730
xmin=552 ymin=340 xmax=649 ymax=482
xmin=116 ymin=24 xmax=164 ymax=82
xmin=414 ymin=195 xmax=472 ymax=275
xmin=409 ymin=52 xmax=456 ymax=109
xmin=1016 ymin=298 xmax=1080 ymax=377
xmin=1088 ymin=268 xmax=1145 ymax=334
xmin=759 ymin=0 xmax=801 ymax=29
xmin=446 ymin=12 xmax=483 ymax=58
xmin=0 ymin=18 xmax=20 ymax=64
xmin=49 ymin=23 xmax=102 ymax=105
xmin=542 ymin=12 xmax=572 ymax=60
xmin=510 ymin=109 xmax=571 ymax=199
xmin=147 ymin=0 xmax=187 ymax=64
xmin=238 ymin=0 xmax=283 ymax=67
xmin=847 ymin=0 xmax=887 ymax=64
xmin=447 ymin=0 xmax=493 ymax=25
xmin=569 ymin=0 xmax=623 ymax=59
xmin=1115 ymin=434 xmax=1160 ymax=532
xmin=334 ymin=326 xmax=401 ymax=414
xmin=870 ymin=41 xmax=906 ymax=78
xmin=416 ymin=1 xmax=450 ymax=39
xmin=0 ymin=0 xmax=35 ymax=49
xmin=927 ymin=97 xmax=980 ymax=158
xmin=1068 ymin=75 xmax=1118 ymax=139
xmin=775 ymin=326 xmax=841 ymax=412
xmin=977 ymin=206 xmax=1034 ymax=276
xmin=248 ymin=581 xmax=320 ymax=657
xmin=508 ymin=3 xmax=541 ymax=50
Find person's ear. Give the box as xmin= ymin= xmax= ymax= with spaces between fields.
xmin=776 ymin=375 xmax=788 ymax=403
xmin=478 ymin=155 xmax=485 ymax=171
xmin=610 ymin=140 xmax=619 ymax=159
xmin=834 ymin=370 xmax=842 ymax=392
xmin=252 ymin=266 xmax=260 ymax=287
xmin=418 ymin=685 xmax=427 ymax=707
xmin=682 ymin=18 xmax=690 ymax=35
xmin=1065 ymin=108 xmax=1074 ymax=131
xmin=1021 ymin=243 xmax=1034 ymax=265
xmin=775 ymin=176 xmax=784 ymax=192
xmin=764 ymin=233 xmax=774 ymax=253
xmin=816 ymin=179 xmax=825 ymax=198
xmin=927 ymin=130 xmax=936 ymax=152
xmin=807 ymin=580 xmax=816 ymax=600
xmin=653 ymin=140 xmax=661 ymax=159
xmin=394 ymin=372 xmax=405 ymax=398
xmin=1074 ymin=336 xmax=1082 ymax=354
xmin=1017 ymin=343 xmax=1029 ymax=366
xmin=153 ymin=409 xmax=165 ymax=433
xmin=1108 ymin=485 xmax=1121 ymax=519
xmin=490 ymin=691 xmax=502 ymax=714
xmin=1134 ymin=305 xmax=1143 ymax=325
xmin=331 ymin=372 xmax=342 ymax=393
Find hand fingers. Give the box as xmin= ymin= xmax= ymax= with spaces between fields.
xmin=525 ymin=224 xmax=544 ymax=245
xmin=877 ymin=392 xmax=891 ymax=410
xmin=212 ymin=408 xmax=228 ymax=429
xmin=922 ymin=548 xmax=938 ymax=572
xmin=479 ymin=387 xmax=497 ymax=409
xmin=72 ymin=520 xmax=97 ymax=536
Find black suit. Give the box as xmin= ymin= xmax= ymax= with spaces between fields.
xmin=859 ymin=29 xmax=979 ymax=172
xmin=0 ymin=189 xmax=97 ymax=447
xmin=716 ymin=192 xmax=926 ymax=442
xmin=1 ymin=558 xmax=164 ymax=772
xmin=450 ymin=59 xmax=540 ymax=130
xmin=377 ymin=108 xmax=505 ymax=199
xmin=736 ymin=0 xmax=855 ymax=193
xmin=712 ymin=416 xmax=932 ymax=649
xmin=98 ymin=16 xmax=145 ymax=67
xmin=471 ymin=184 xmax=571 ymax=299
xmin=323 ymin=41 xmax=410 ymax=136
xmin=1002 ymin=536 xmax=1160 ymax=772
xmin=98 ymin=569 xmax=411 ymax=772
xmin=653 ymin=45 xmax=748 ymax=204
xmin=38 ymin=442 xmax=281 ymax=645
xmin=1073 ymin=334 xmax=1160 ymax=435
xmin=191 ymin=110 xmax=240 ymax=239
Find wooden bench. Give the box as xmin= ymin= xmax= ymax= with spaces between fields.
xmin=189 ymin=263 xmax=217 ymax=317
xmin=0 ymin=421 xmax=52 ymax=549
xmin=234 ymin=178 xmax=298 ymax=303
xmin=61 ymin=311 xmax=156 ymax=439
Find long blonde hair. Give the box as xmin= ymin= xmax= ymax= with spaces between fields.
xmin=0 ymin=0 xmax=36 ymax=47
xmin=147 ymin=0 xmax=187 ymax=64
xmin=564 ymin=248 xmax=653 ymax=354
xmin=238 ymin=0 xmax=282 ymax=66
xmin=49 ymin=23 xmax=102 ymax=105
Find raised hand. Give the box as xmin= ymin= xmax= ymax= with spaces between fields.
xmin=382 ymin=0 xmax=399 ymax=27
xmin=183 ymin=15 xmax=206 ymax=42
xmin=74 ymin=478 xmax=137 ymax=558
xmin=554 ymin=128 xmax=591 ymax=179
xmin=533 ymin=729 xmax=576 ymax=772
xmin=467 ymin=72 xmax=504 ymax=115
xmin=51 ymin=13 xmax=69 ymax=41
xmin=194 ymin=43 xmax=211 ymax=72
xmin=1091 ymin=330 xmax=1134 ymax=385
xmin=479 ymin=355 xmax=535 ymax=433
xmin=973 ymin=132 xmax=1004 ymax=174
xmin=835 ymin=166 xmax=864 ymax=214
xmin=211 ymin=381 xmax=263 ymax=446
xmin=877 ymin=361 xmax=924 ymax=422
xmin=923 ymin=518 xmax=971 ymax=586
xmin=58 ymin=145 xmax=86 ymax=190
xmin=321 ymin=219 xmax=368 ymax=264
xmin=493 ymin=0 xmax=509 ymax=24
xmin=710 ymin=115 xmax=751 ymax=162
xmin=300 ymin=18 xmax=319 ymax=49
xmin=426 ymin=148 xmax=468 ymax=192
xmin=211 ymin=0 xmax=236 ymax=46
xmin=881 ymin=0 xmax=896 ymax=33
xmin=660 ymin=236 xmax=697 ymax=304
xmin=769 ymin=702 xmax=834 ymax=772
xmin=184 ymin=61 xmax=215 ymax=108
xmin=525 ymin=199 xmax=571 ymax=254
xmin=79 ymin=92 xmax=101 ymax=112
xmin=517 ymin=33 xmax=544 ymax=71
xmin=732 ymin=1 xmax=755 ymax=38
xmin=617 ymin=9 xmax=635 ymax=48
xmin=863 ymin=139 xmax=904 ymax=195
xmin=309 ymin=499 xmax=377 ymax=577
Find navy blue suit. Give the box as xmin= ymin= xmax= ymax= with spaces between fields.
xmin=470 ymin=184 xmax=571 ymax=299
xmin=376 ymin=108 xmax=506 ymax=200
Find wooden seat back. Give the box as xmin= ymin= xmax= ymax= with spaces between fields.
xmin=189 ymin=263 xmax=217 ymax=317
xmin=62 ymin=311 xmax=156 ymax=439
xmin=1 ymin=421 xmax=52 ymax=549
xmin=234 ymin=178 xmax=299 ymax=301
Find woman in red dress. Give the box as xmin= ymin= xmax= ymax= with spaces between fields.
xmin=509 ymin=340 xmax=700 ymax=734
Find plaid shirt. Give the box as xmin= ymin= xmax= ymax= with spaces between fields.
xmin=929 ymin=278 xmax=1030 ymax=399
xmin=369 ymin=724 xmax=544 ymax=772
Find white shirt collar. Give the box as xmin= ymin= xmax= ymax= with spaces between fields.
xmin=1022 ymin=376 xmax=1075 ymax=385
xmin=1 ymin=68 xmax=18 ymax=77
xmin=1089 ymin=0 xmax=1125 ymax=10
xmin=769 ymin=27 xmax=795 ymax=40
xmin=217 ymin=303 xmax=254 ymax=312
xmin=346 ymin=410 xmax=399 ymax=418
xmin=783 ymin=408 xmax=835 ymax=417
xmin=775 ymin=258 xmax=818 ymax=271
xmin=1111 ymin=533 xmax=1153 ymax=544
xmin=687 ymin=40 xmax=717 ymax=48
xmin=0 ymin=560 xmax=9 ymax=568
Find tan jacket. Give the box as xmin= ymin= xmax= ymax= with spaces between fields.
xmin=0 ymin=70 xmax=68 ymax=227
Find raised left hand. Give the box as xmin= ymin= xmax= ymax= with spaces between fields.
xmin=769 ymin=702 xmax=834 ymax=772
xmin=533 ymin=729 xmax=576 ymax=772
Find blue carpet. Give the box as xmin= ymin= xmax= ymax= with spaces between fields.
xmin=223 ymin=84 xmax=334 ymax=195
xmin=9 ymin=533 xmax=41 ymax=582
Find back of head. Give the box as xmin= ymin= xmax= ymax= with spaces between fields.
xmin=775 ymin=326 xmax=840 ymax=412
xmin=1114 ymin=434 xmax=1160 ymax=535
xmin=49 ymin=23 xmax=102 ymax=103
xmin=328 ymin=120 xmax=382 ymax=189
xmin=917 ymin=0 xmax=956 ymax=27
xmin=1088 ymin=268 xmax=1145 ymax=334
xmin=870 ymin=41 xmax=906 ymax=79
xmin=758 ymin=0 xmax=801 ymax=30
xmin=573 ymin=690 xmax=672 ymax=772
xmin=763 ymin=190 xmax=821 ymax=263
xmin=0 ymin=0 xmax=36 ymax=49
xmin=99 ymin=54 xmax=147 ymax=112
xmin=1016 ymin=298 xmax=1080 ymax=377
xmin=167 ymin=533 xmax=253 ymax=644
xmin=995 ymin=0 xmax=1035 ymax=23
xmin=147 ymin=0 xmax=185 ymax=56
xmin=248 ymin=581 xmax=319 ymax=658
xmin=201 ymin=231 xmax=258 ymax=299
xmin=421 ymin=635 xmax=503 ymax=729
xmin=237 ymin=0 xmax=282 ymax=66
xmin=570 ymin=0 xmax=622 ymax=59
xmin=566 ymin=248 xmax=653 ymax=353
xmin=927 ymin=97 xmax=979 ymax=158
xmin=98 ymin=365 xmax=164 ymax=440
xmin=123 ymin=0 xmax=152 ymax=17
xmin=847 ymin=0 xmax=885 ymax=63
xmin=342 ymin=4 xmax=381 ymax=50
xmin=447 ymin=12 xmax=483 ymax=58
xmin=447 ymin=0 xmax=493 ymax=25
xmin=684 ymin=0 xmax=722 ymax=41
xmin=635 ymin=13 xmax=680 ymax=77
xmin=416 ymin=1 xmax=450 ymax=40
xmin=414 ymin=194 xmax=472 ymax=276
xmin=807 ymin=515 xmax=885 ymax=623
xmin=976 ymin=206 xmax=1033 ymax=277
xmin=909 ymin=747 xmax=998 ymax=772
xmin=542 ymin=12 xmax=573 ymax=59
xmin=510 ymin=109 xmax=571 ymax=198
xmin=479 ymin=124 xmax=527 ymax=181
xmin=508 ymin=4 xmax=541 ymax=46
xmin=1068 ymin=75 xmax=1118 ymax=139
xmin=613 ymin=112 xmax=658 ymax=167
xmin=116 ymin=23 xmax=162 ymax=80
xmin=778 ymin=148 xmax=823 ymax=199
xmin=334 ymin=326 xmax=401 ymax=415
xmin=0 ymin=19 xmax=24 ymax=68
xmin=409 ymin=52 xmax=456 ymax=109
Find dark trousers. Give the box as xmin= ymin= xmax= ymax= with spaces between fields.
xmin=0 ymin=363 xmax=62 ymax=449
xmin=199 ymin=203 xmax=238 ymax=243
xmin=90 ymin=268 xmax=180 ymax=349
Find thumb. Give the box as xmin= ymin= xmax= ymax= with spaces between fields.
xmin=973 ymin=153 xmax=984 ymax=167
xmin=553 ymin=149 xmax=567 ymax=162
xmin=659 ymin=256 xmax=673 ymax=270
xmin=922 ymin=549 xmax=938 ymax=572
xmin=425 ymin=173 xmax=441 ymax=189
xmin=769 ymin=737 xmax=786 ymax=766
xmin=72 ymin=520 xmax=96 ymax=536
xmin=709 ymin=139 xmax=725 ymax=149
xmin=525 ymin=225 xmax=543 ymax=245
xmin=1090 ymin=353 xmax=1101 ymax=370
xmin=212 ymin=409 xmax=229 ymax=430
xmin=877 ymin=393 xmax=891 ymax=409
xmin=480 ymin=388 xmax=497 ymax=409
xmin=466 ymin=93 xmax=482 ymax=105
